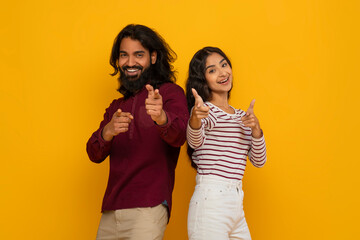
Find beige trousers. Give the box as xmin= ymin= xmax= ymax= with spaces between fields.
xmin=96 ymin=204 xmax=168 ymax=240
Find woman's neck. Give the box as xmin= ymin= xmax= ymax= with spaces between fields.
xmin=209 ymin=93 xmax=229 ymax=107
xmin=209 ymin=94 xmax=234 ymax=114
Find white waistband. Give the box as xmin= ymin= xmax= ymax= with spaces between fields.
xmin=196 ymin=174 xmax=242 ymax=188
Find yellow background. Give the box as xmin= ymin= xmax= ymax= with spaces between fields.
xmin=1 ymin=0 xmax=359 ymax=239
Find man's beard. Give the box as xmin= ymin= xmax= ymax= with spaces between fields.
xmin=118 ymin=66 xmax=154 ymax=98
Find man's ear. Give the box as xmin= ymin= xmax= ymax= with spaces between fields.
xmin=151 ymin=51 xmax=157 ymax=64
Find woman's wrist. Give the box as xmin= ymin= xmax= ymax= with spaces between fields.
xmin=251 ymin=127 xmax=263 ymax=138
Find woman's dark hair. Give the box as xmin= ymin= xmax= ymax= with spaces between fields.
xmin=110 ymin=24 xmax=177 ymax=95
xmin=185 ymin=46 xmax=232 ymax=169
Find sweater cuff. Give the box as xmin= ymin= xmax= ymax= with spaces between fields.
xmin=98 ymin=127 xmax=113 ymax=146
xmin=155 ymin=110 xmax=172 ymax=130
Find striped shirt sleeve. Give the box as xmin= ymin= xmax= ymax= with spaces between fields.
xmin=187 ymin=123 xmax=205 ymax=149
xmin=248 ymin=135 xmax=267 ymax=168
xmin=187 ymin=104 xmax=218 ymax=149
xmin=201 ymin=104 xmax=217 ymax=130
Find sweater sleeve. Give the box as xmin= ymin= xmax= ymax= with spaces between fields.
xmin=86 ymin=101 xmax=115 ymax=163
xmin=155 ymin=84 xmax=189 ymax=147
xmin=248 ymin=134 xmax=267 ymax=168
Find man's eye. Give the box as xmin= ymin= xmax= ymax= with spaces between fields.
xmin=120 ymin=54 xmax=127 ymax=58
xmin=137 ymin=54 xmax=143 ymax=57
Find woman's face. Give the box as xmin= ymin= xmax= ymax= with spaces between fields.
xmin=204 ymin=53 xmax=233 ymax=95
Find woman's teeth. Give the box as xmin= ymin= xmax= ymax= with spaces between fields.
xmin=219 ymin=78 xmax=228 ymax=84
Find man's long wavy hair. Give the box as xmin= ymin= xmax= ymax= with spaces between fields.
xmin=110 ymin=24 xmax=177 ymax=98
xmin=185 ymin=47 xmax=233 ymax=169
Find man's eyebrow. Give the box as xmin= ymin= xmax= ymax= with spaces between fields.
xmin=119 ymin=50 xmax=146 ymax=54
xmin=205 ymin=58 xmax=226 ymax=70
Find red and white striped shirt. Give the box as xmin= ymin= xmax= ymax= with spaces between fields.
xmin=187 ymin=102 xmax=267 ymax=181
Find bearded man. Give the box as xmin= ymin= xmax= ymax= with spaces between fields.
xmin=86 ymin=24 xmax=189 ymax=240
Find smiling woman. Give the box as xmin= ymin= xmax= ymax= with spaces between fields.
xmin=204 ymin=53 xmax=233 ymax=103
xmin=185 ymin=47 xmax=266 ymax=239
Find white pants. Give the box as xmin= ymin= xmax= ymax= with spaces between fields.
xmin=187 ymin=175 xmax=251 ymax=240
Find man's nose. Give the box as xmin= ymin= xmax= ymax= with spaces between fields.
xmin=128 ymin=56 xmax=136 ymax=66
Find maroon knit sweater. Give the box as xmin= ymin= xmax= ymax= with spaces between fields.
xmin=86 ymin=83 xmax=189 ymax=216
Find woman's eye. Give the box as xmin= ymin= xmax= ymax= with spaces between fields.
xmin=209 ymin=69 xmax=215 ymax=74
xmin=222 ymin=62 xmax=228 ymax=67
